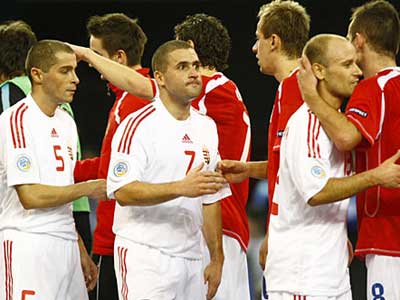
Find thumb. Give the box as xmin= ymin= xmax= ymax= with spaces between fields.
xmin=386 ymin=149 xmax=400 ymax=164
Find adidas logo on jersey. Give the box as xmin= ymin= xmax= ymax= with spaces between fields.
xmin=182 ymin=134 xmax=192 ymax=143
xmin=51 ymin=128 xmax=59 ymax=138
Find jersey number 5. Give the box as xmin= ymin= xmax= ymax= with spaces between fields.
xmin=53 ymin=145 xmax=65 ymax=172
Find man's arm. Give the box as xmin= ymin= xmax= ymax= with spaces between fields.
xmin=202 ymin=202 xmax=224 ymax=300
xmin=297 ymin=55 xmax=362 ymax=151
xmin=217 ymin=160 xmax=268 ymax=183
xmin=309 ymin=150 xmax=400 ymax=206
xmin=114 ymin=164 xmax=227 ymax=206
xmin=15 ymin=179 xmax=106 ymax=209
xmin=77 ymin=232 xmax=97 ymax=291
xmin=69 ymin=44 xmax=154 ymax=99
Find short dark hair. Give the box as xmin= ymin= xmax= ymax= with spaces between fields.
xmin=258 ymin=0 xmax=310 ymax=59
xmin=349 ymin=0 xmax=400 ymax=58
xmin=174 ymin=13 xmax=230 ymax=71
xmin=86 ymin=13 xmax=147 ymax=66
xmin=151 ymin=40 xmax=192 ymax=73
xmin=25 ymin=40 xmax=74 ymax=81
xmin=0 ymin=20 xmax=37 ymax=79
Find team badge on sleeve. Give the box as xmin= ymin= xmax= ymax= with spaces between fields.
xmin=311 ymin=165 xmax=326 ymax=179
xmin=16 ymin=155 xmax=32 ymax=172
xmin=113 ymin=160 xmax=129 ymax=177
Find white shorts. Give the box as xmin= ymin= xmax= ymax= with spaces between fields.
xmin=114 ymin=235 xmax=205 ymax=300
xmin=265 ymin=290 xmax=352 ymax=300
xmin=366 ymin=254 xmax=400 ymax=300
xmin=202 ymin=234 xmax=250 ymax=300
xmin=0 ymin=229 xmax=87 ymax=300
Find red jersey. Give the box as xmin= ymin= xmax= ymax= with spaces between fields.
xmin=93 ymin=68 xmax=152 ymax=255
xmin=267 ymin=70 xmax=303 ymax=227
xmin=345 ymin=67 xmax=400 ymax=258
xmin=192 ymin=73 xmax=251 ymax=250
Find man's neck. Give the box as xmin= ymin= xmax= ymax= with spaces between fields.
xmin=274 ymin=58 xmax=299 ymax=83
xmin=361 ymin=49 xmax=397 ymax=78
xmin=31 ymin=90 xmax=58 ymax=117
xmin=159 ymin=90 xmax=191 ymax=121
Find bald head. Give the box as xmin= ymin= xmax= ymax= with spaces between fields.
xmin=304 ymin=34 xmax=349 ymax=67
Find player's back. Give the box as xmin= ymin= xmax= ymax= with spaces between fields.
xmin=192 ymin=72 xmax=251 ymax=249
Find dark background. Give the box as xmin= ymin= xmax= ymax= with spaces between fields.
xmin=4 ymin=1 xmax=400 ymax=299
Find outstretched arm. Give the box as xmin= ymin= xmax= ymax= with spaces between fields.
xmin=202 ymin=202 xmax=224 ymax=300
xmin=69 ymin=44 xmax=154 ymax=99
xmin=309 ymin=150 xmax=400 ymax=206
xmin=297 ymin=55 xmax=362 ymax=151
xmin=15 ymin=179 xmax=106 ymax=209
xmin=217 ymin=160 xmax=268 ymax=183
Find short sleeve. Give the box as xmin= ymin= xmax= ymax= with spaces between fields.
xmin=3 ymin=113 xmax=40 ymax=187
xmin=106 ymin=115 xmax=148 ymax=199
xmin=284 ymin=112 xmax=331 ymax=203
xmin=345 ymin=80 xmax=382 ymax=146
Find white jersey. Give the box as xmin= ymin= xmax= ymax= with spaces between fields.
xmin=0 ymin=95 xmax=78 ymax=240
xmin=107 ymin=98 xmax=231 ymax=259
xmin=265 ymin=103 xmax=351 ymax=296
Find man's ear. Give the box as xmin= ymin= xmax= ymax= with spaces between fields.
xmin=312 ymin=63 xmax=325 ymax=80
xmin=153 ymin=70 xmax=165 ymax=87
xmin=30 ymin=67 xmax=42 ymax=84
xmin=113 ymin=49 xmax=128 ymax=65
xmin=270 ymin=34 xmax=281 ymax=51
xmin=186 ymin=39 xmax=195 ymax=49
xmin=353 ymin=32 xmax=366 ymax=51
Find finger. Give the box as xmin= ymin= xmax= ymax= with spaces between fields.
xmin=192 ymin=162 xmax=205 ymax=172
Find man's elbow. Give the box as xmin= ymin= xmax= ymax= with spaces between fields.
xmin=19 ymin=196 xmax=38 ymax=210
xmin=335 ymin=138 xmax=356 ymax=152
xmin=307 ymin=196 xmax=323 ymax=207
xmin=114 ymin=190 xmax=133 ymax=207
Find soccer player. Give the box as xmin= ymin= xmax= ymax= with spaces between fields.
xmin=107 ymin=40 xmax=230 ymax=300
xmin=0 ymin=40 xmax=106 ymax=300
xmin=174 ymin=13 xmax=251 ymax=300
xmin=267 ymin=33 xmax=400 ymax=300
xmin=297 ymin=1 xmax=400 ymax=299
xmin=76 ymin=13 xmax=152 ymax=300
xmin=217 ymin=1 xmax=310 ymax=294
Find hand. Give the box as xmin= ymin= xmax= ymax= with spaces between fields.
xmin=217 ymin=160 xmax=249 ymax=183
xmin=259 ymin=233 xmax=268 ymax=270
xmin=204 ymin=260 xmax=223 ymax=300
xmin=80 ymin=251 xmax=98 ymax=291
xmin=347 ymin=239 xmax=354 ymax=267
xmin=373 ymin=150 xmax=400 ymax=188
xmin=297 ymin=55 xmax=319 ymax=104
xmin=86 ymin=179 xmax=107 ymax=200
xmin=179 ymin=163 xmax=227 ymax=197
xmin=66 ymin=43 xmax=90 ymax=63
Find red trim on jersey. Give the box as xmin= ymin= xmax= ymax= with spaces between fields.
xmin=3 ymin=240 xmax=13 ymax=300
xmin=118 ymin=105 xmax=154 ymax=154
xmin=347 ymin=114 xmax=375 ymax=146
xmin=118 ymin=247 xmax=129 ymax=300
xmin=19 ymin=105 xmax=28 ymax=148
xmin=14 ymin=103 xmax=27 ymax=148
xmin=307 ymin=111 xmax=312 ymax=157
xmin=222 ymin=229 xmax=248 ymax=251
xmin=270 ymin=202 xmax=279 ymax=216
xmin=315 ymin=124 xmax=321 ymax=158
xmin=9 ymin=112 xmax=17 ymax=149
xmin=126 ymin=108 xmax=156 ymax=155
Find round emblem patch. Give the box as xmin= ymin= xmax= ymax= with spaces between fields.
xmin=311 ymin=165 xmax=326 ymax=178
xmin=16 ymin=155 xmax=31 ymax=172
xmin=113 ymin=161 xmax=129 ymax=177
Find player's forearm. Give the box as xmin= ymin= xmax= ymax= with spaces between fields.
xmin=305 ymin=94 xmax=361 ymax=151
xmin=202 ymin=202 xmax=224 ymax=263
xmin=83 ymin=49 xmax=154 ymax=99
xmin=308 ymin=169 xmax=378 ymax=206
xmin=248 ymin=161 xmax=268 ymax=180
xmin=114 ymin=180 xmax=183 ymax=206
xmin=15 ymin=181 xmax=99 ymax=209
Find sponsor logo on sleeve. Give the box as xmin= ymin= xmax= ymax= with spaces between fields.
xmin=348 ymin=107 xmax=368 ymax=118
xmin=113 ymin=161 xmax=129 ymax=177
xmin=311 ymin=165 xmax=326 ymax=179
xmin=16 ymin=155 xmax=32 ymax=172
